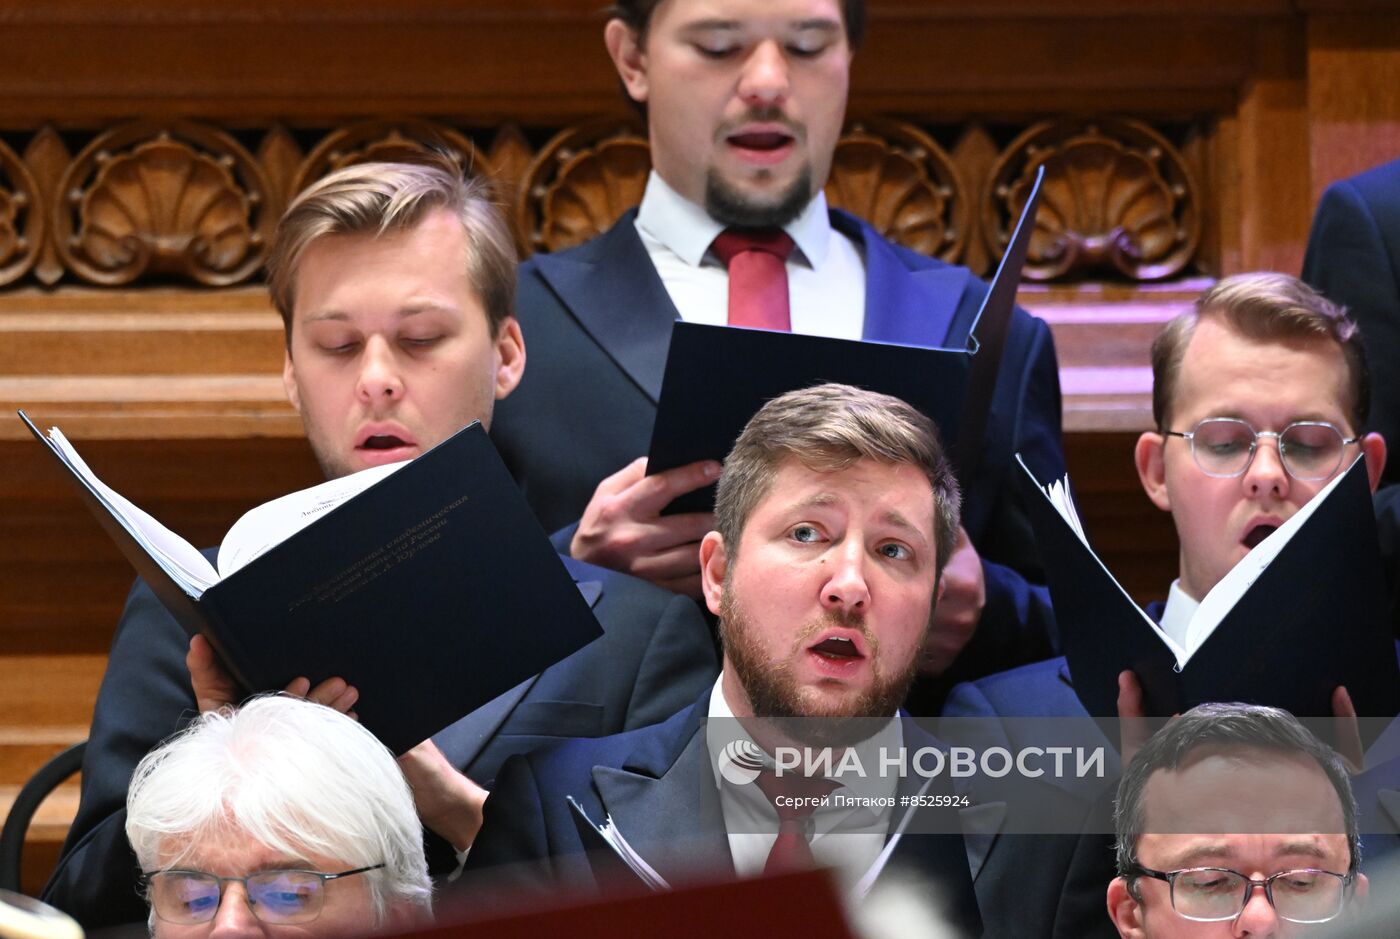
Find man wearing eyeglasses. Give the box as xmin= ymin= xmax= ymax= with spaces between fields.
xmin=126 ymin=694 xmax=433 ymax=936
xmin=1107 ymin=702 xmax=1368 ymax=938
xmin=1132 ymin=272 xmax=1386 ymax=631
xmin=946 ymin=272 xmax=1387 ymax=733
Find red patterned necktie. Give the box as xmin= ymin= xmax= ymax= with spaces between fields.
xmin=752 ymin=769 xmax=842 ymax=874
xmin=710 ymin=228 xmax=797 ymax=331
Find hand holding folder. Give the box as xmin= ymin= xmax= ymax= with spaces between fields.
xmin=22 ymin=413 xmax=603 ymax=754
xmin=1018 ymin=454 xmax=1400 ymax=740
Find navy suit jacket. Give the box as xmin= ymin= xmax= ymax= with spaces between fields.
xmin=940 ymin=600 xmax=1170 ymax=800
xmin=492 ymin=208 xmax=1066 ymax=688
xmin=41 ymin=553 xmax=718 ymax=931
xmin=1304 ymin=158 xmax=1400 ymax=488
xmin=462 ymin=692 xmax=984 ymax=936
xmin=1303 ymin=159 xmax=1400 ymax=631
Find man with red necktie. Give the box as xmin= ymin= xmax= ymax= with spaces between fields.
xmin=491 ymin=0 xmax=1067 ymax=699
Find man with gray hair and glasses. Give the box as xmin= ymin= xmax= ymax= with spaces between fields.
xmin=126 ymin=694 xmax=433 ymax=937
xmin=1108 ymin=702 xmax=1369 ymax=938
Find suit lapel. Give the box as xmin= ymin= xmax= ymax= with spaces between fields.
xmin=957 ymin=793 xmax=1008 ymax=882
xmin=433 ymin=573 xmax=605 ymax=773
xmin=590 ymin=703 xmax=732 ymax=885
xmin=833 ymin=211 xmax=969 ymax=348
xmin=433 ymin=676 xmax=538 ymax=774
xmin=533 ymin=212 xmax=677 ymax=403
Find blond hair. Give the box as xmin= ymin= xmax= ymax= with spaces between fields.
xmin=1151 ymin=272 xmax=1369 ymax=431
xmin=266 ymin=159 xmax=516 ymax=343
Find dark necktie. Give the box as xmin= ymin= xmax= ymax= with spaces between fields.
xmin=710 ymin=228 xmax=796 ymax=331
xmin=752 ymin=769 xmax=842 ymax=874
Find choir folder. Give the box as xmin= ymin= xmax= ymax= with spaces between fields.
xmin=646 ymin=169 xmax=1045 ymax=516
xmin=21 ymin=412 xmax=602 ymax=754
xmin=1018 ymin=454 xmax=1400 ymax=726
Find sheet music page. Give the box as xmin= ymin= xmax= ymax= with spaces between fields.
xmin=568 ymin=797 xmax=670 ymax=890
xmin=1042 ymin=476 xmax=1088 ymax=545
xmin=598 ymin=814 xmax=670 ymax=891
xmin=46 ymin=427 xmax=220 ymax=593
xmin=1017 ymin=455 xmax=1187 ymax=663
xmin=217 ymin=461 xmax=407 ymax=577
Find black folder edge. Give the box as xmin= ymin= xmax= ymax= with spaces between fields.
xmin=19 ymin=408 xmax=259 ymax=692
xmin=644 ymin=167 xmax=1044 ymax=510
xmin=950 ymin=166 xmax=1044 ymax=484
xmin=1017 ymin=451 xmax=1400 ymax=739
xmin=21 ymin=410 xmax=606 ymax=752
xmin=646 ymin=327 xmax=972 ymax=515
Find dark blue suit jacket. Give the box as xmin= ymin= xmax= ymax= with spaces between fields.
xmin=462 ymin=691 xmax=983 ymax=936
xmin=1304 ymin=158 xmax=1400 ymax=488
xmin=1303 ymin=158 xmax=1400 ymax=632
xmin=940 ymin=600 xmax=1170 ymax=800
xmin=492 ymin=208 xmax=1066 ymax=688
xmin=41 ymin=553 xmax=719 ymax=931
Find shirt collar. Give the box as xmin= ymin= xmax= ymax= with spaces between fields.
xmin=635 ymin=171 xmax=832 ymax=269
xmin=706 ymin=672 xmax=903 ymax=800
xmin=1158 ymin=579 xmax=1201 ymax=650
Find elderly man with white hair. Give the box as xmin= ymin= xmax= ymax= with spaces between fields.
xmin=124 ymin=695 xmax=432 ymax=937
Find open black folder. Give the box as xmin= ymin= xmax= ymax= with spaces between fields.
xmin=21 ymin=413 xmax=602 ymax=754
xmin=1017 ymin=454 xmax=1400 ymax=731
xmin=648 ymin=325 xmax=971 ymax=514
xmin=646 ymin=170 xmax=1045 ymax=515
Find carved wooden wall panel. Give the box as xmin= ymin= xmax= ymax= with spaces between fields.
xmin=53 ymin=123 xmax=274 ymax=287
xmin=518 ymin=120 xmax=652 ymax=255
xmin=0 ymin=115 xmax=1211 ymax=289
xmin=4 ymin=0 xmax=1397 ymax=895
xmin=987 ymin=120 xmax=1203 ymax=282
xmin=0 ymin=138 xmax=41 ymax=286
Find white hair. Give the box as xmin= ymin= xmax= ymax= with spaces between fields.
xmin=125 ymin=694 xmax=432 ymax=923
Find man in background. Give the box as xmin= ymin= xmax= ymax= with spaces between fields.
xmin=43 ymin=160 xmax=718 ymax=929
xmin=944 ymin=272 xmax=1385 ymax=736
xmin=490 ymin=0 xmax=1066 ymax=695
xmin=1108 ymin=703 xmax=1367 ymax=938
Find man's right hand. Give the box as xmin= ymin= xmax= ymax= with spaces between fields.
xmin=569 ymin=456 xmax=719 ymax=597
xmin=186 ymin=634 xmax=360 ymax=715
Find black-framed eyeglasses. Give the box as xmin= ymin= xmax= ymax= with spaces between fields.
xmin=1162 ymin=418 xmax=1361 ymax=482
xmin=142 ymin=864 xmax=384 ymax=925
xmin=1130 ymin=865 xmax=1355 ymax=924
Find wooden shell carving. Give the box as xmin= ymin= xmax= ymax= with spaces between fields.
xmin=290 ymin=121 xmax=487 ymax=199
xmin=0 ymin=139 xmax=42 ymax=287
xmin=517 ymin=120 xmax=651 ymax=255
xmin=54 ymin=123 xmax=271 ymax=286
xmin=827 ymin=119 xmax=968 ymax=261
xmin=518 ymin=117 xmax=968 ymax=258
xmin=985 ymin=120 xmax=1200 ymax=282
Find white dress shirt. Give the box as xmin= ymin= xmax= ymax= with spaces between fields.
xmin=1158 ymin=579 xmax=1201 ymax=651
xmin=704 ymin=674 xmax=899 ymax=886
xmin=634 ymin=172 xmax=868 ymax=339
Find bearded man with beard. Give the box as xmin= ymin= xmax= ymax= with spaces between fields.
xmin=490 ymin=0 xmax=1066 ymax=705
xmin=459 ymin=385 xmax=983 ymax=933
